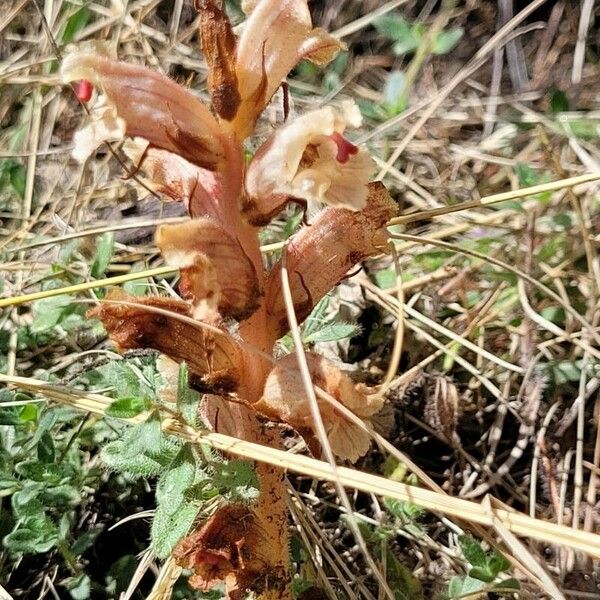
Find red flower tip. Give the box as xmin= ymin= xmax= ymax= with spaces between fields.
xmin=330 ymin=131 xmax=358 ymax=164
xmin=74 ymin=79 xmax=93 ymax=103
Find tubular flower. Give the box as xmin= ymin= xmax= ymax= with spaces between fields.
xmin=257 ymin=353 xmax=384 ymax=463
xmin=61 ymin=53 xmax=229 ymax=170
xmin=243 ymin=101 xmax=374 ymax=224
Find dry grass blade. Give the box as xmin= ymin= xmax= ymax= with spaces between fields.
xmin=390 ymin=233 xmax=600 ymax=348
xmin=388 ymin=171 xmax=600 ymax=226
xmin=0 ymin=266 xmax=178 ymax=308
xmin=3 ymin=374 xmax=600 ymax=559
xmin=280 ymin=248 xmax=396 ymax=600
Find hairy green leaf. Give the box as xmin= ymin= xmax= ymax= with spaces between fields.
xmin=106 ymin=396 xmax=150 ymax=419
xmin=151 ymin=501 xmax=198 ymax=559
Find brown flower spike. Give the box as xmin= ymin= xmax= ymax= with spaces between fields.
xmin=65 ymin=1 xmax=397 ymax=597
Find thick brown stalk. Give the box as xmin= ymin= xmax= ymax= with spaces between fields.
xmin=190 ymin=210 xmax=291 ymax=598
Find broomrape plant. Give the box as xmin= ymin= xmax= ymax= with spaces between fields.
xmin=62 ymin=0 xmax=397 ymax=597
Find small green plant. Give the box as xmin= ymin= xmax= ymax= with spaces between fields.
xmin=375 ymin=14 xmax=463 ymax=57
xmin=442 ymin=535 xmax=519 ymax=599
xmin=353 ymin=517 xmax=424 ymax=600
xmin=374 ymin=12 xmax=463 ymax=116
xmin=100 ymin=363 xmax=260 ymax=559
xmin=280 ymin=295 xmax=362 ymax=351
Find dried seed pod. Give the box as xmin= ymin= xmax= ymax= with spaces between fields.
xmin=256 ymin=353 xmax=383 ymax=462
xmin=156 ymin=219 xmax=260 ymax=321
xmin=88 ymin=290 xmax=242 ymax=394
xmin=266 ymin=181 xmax=397 ymax=336
xmin=197 ymin=0 xmax=241 ymax=121
xmin=424 ymin=376 xmax=460 ymax=443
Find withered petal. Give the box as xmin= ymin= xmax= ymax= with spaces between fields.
xmin=156 ymin=218 xmax=260 ymax=321
xmin=265 ymin=181 xmax=397 ymax=336
xmin=175 ymin=504 xmax=263 ymax=598
xmin=257 ymin=352 xmax=379 ymax=462
xmin=88 ymin=290 xmax=242 ymax=394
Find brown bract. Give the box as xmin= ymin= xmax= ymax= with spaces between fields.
xmin=266 ymin=181 xmax=398 ymax=336
xmin=88 ymin=290 xmax=242 ymax=394
xmin=256 ymin=353 xmax=384 ymax=462
xmin=156 ymin=219 xmax=260 ymax=321
xmin=174 ymin=504 xmax=283 ymax=600
xmin=231 ymin=0 xmax=344 ymax=138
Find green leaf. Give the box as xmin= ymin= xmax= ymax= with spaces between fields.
xmin=102 ymin=439 xmax=166 ymax=476
xmin=65 ymin=573 xmax=91 ymax=600
xmin=15 ymin=461 xmax=63 ymax=484
xmin=151 ymin=501 xmax=198 ymax=559
xmin=19 ymin=403 xmax=37 ymax=422
xmin=0 ymin=159 xmax=25 ymax=198
xmin=106 ymin=396 xmax=150 ymax=418
xmin=37 ymin=431 xmax=56 ymax=463
xmin=549 ymin=89 xmax=569 ymax=113
xmin=41 ymin=484 xmax=82 ymax=507
xmin=176 ymin=363 xmax=201 ymax=428
xmin=553 ymin=212 xmax=572 ymax=229
xmin=71 ymin=525 xmax=104 ymax=556
xmin=547 ymin=360 xmax=582 ymax=384
xmin=122 ymin=262 xmax=149 ymax=296
xmin=515 ymin=162 xmax=540 ymax=187
xmin=487 ymin=551 xmax=511 ymax=574
xmin=12 ymin=485 xmax=43 ymax=518
xmin=374 ymin=268 xmax=396 ymax=290
xmin=468 ymin=565 xmax=495 ymax=583
xmin=101 ymin=413 xmax=180 ymax=476
xmin=93 ymin=360 xmax=157 ymax=401
xmin=432 ymin=27 xmax=463 ymax=55
xmin=0 ymin=408 xmax=22 ymax=426
xmin=3 ymin=516 xmax=59 ymax=554
xmin=91 ymin=232 xmax=115 ymax=279
xmin=302 ymin=296 xmax=330 ymax=338
xmin=493 ymin=577 xmax=520 ymax=591
xmin=303 ymin=321 xmax=361 ymax=344
xmin=447 ymin=576 xmax=486 ymax=599
xmin=212 ymin=459 xmax=260 ymax=502
xmin=61 ymin=6 xmax=92 ymax=43
xmin=31 ymin=295 xmax=76 ymax=333
xmin=383 ymin=70 xmax=407 ymax=115
xmin=106 ymin=555 xmax=138 ymax=597
xmin=155 ymin=445 xmax=196 ymax=515
xmin=458 ymin=535 xmax=487 ymax=568
xmin=384 ymin=549 xmax=424 ymax=600
xmin=374 ymin=14 xmax=414 ymax=45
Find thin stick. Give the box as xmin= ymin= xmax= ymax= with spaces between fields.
xmin=280 ymin=249 xmax=395 ymax=600
xmin=0 ymin=266 xmax=177 ymax=308
xmin=388 ymin=171 xmax=600 ymax=226
xmin=3 ymin=374 xmax=600 ymax=559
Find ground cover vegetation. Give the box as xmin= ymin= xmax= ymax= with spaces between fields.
xmin=1 ymin=0 xmax=600 ymax=598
